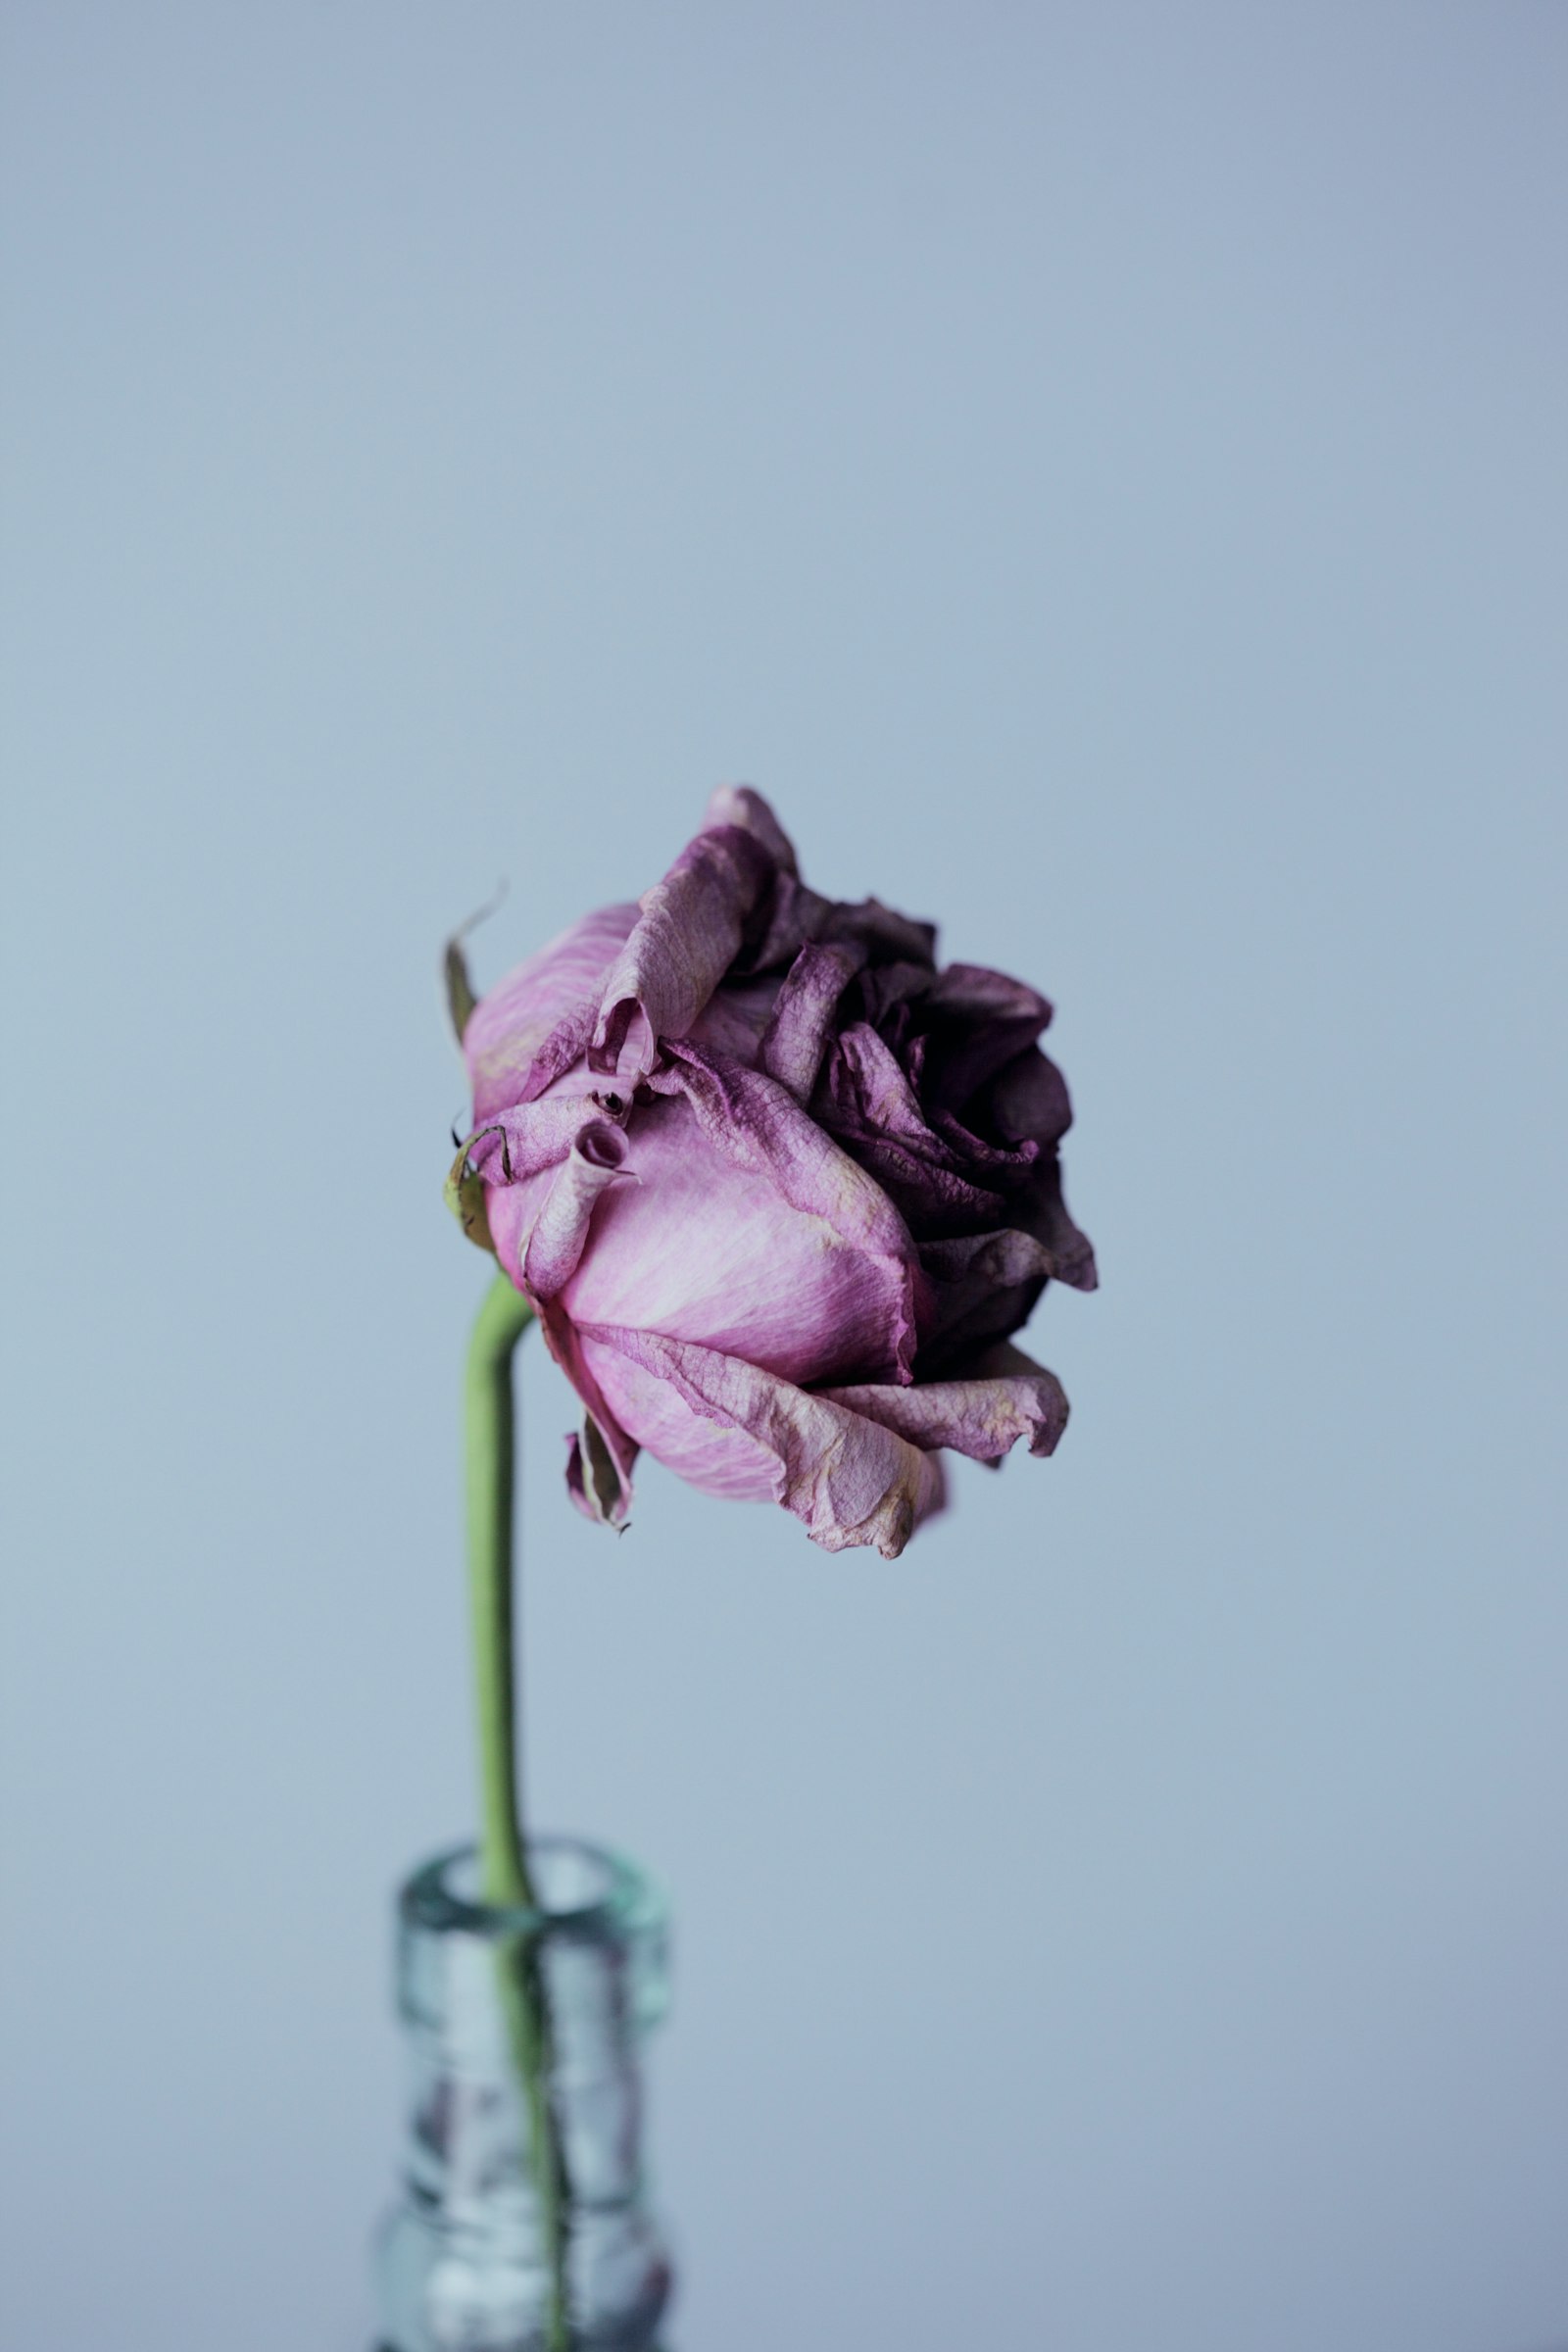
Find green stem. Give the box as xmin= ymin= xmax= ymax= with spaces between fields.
xmin=465 ymin=1272 xmax=572 ymax=2352
xmin=466 ymin=1273 xmax=536 ymax=1906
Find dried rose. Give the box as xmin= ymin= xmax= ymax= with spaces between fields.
xmin=447 ymin=789 xmax=1095 ymax=1558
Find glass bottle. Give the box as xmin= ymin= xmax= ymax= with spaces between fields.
xmin=374 ymin=1838 xmax=673 ymax=2352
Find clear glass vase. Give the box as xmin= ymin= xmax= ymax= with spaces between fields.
xmin=374 ymin=1838 xmax=673 ymax=2352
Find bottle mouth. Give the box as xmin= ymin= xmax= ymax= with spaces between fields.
xmin=400 ymin=1836 xmax=661 ymax=1946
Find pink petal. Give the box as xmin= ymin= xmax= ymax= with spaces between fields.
xmin=466 ymin=903 xmax=639 ymax=1123
xmin=578 ymin=1334 xmax=779 ymax=1503
xmin=544 ymin=1088 xmax=918 ymax=1388
xmin=685 ymin=974 xmax=781 ymax=1062
xmin=519 ymin=1121 xmax=633 ymax=1301
xmin=461 ymin=1092 xmax=629 ymax=1189
xmin=819 ymin=1341 xmax=1068 ymax=1462
xmin=579 ymin=1326 xmax=947 ymax=1558
xmin=535 ymin=1300 xmax=638 ymax=1529
xmin=640 ymin=1044 xmax=923 ymax=1379
xmin=654 ymin=1041 xmax=916 ymax=1271
xmin=589 ymin=825 xmax=776 ymax=1079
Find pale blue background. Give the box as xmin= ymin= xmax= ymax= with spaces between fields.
xmin=2 ymin=7 xmax=1565 ymax=2349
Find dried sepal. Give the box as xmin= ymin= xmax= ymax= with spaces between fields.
xmin=443 ymin=1140 xmax=498 ymax=1256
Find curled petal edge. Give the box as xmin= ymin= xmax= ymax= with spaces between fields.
xmin=520 ymin=1122 xmax=634 ymax=1301
xmin=536 ymin=1300 xmax=639 ymax=1530
xmin=819 ymin=1341 xmax=1069 ymax=1463
xmin=590 ymin=824 xmax=777 ymax=1079
xmin=703 ymin=784 xmax=800 ymax=876
xmin=577 ymin=1324 xmax=947 ymax=1559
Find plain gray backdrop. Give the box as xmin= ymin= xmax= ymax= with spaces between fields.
xmin=3 ymin=6 xmax=1565 ymax=2349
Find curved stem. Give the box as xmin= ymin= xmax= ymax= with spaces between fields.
xmin=465 ymin=1272 xmax=572 ymax=2351
xmin=466 ymin=1272 xmax=537 ymax=1907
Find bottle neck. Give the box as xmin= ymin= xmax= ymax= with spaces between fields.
xmin=376 ymin=1839 xmax=672 ymax=2352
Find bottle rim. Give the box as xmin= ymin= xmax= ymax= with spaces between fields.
xmin=399 ymin=1835 xmax=663 ymax=1946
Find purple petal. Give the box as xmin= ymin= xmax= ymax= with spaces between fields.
xmin=989 ymin=1047 xmax=1074 ymax=1148
xmin=917 ymin=962 xmax=1054 ymax=1113
xmin=519 ymin=1121 xmax=633 ymax=1300
xmin=533 ymin=1084 xmax=919 ymax=1387
xmin=643 ymin=1042 xmax=923 ymax=1379
xmin=825 ymin=1019 xmax=929 ymax=1142
xmin=849 ymin=1138 xmax=1010 ymax=1237
xmin=703 ymin=785 xmax=800 ymax=876
xmin=512 ymin=1003 xmax=598 ymax=1107
xmin=820 ymin=1024 xmax=1012 ymax=1238
xmin=466 ymin=903 xmax=639 ymax=1123
xmin=742 ymin=873 xmax=938 ymax=978
xmin=926 ymin=1105 xmax=1037 ymax=1174
xmin=820 ymin=893 xmax=938 ymax=967
xmin=589 ymin=825 xmax=776 ymax=1079
xmin=535 ymin=1300 xmax=638 ymax=1528
xmin=577 ymin=1331 xmax=778 ymax=1503
xmin=926 ymin=962 xmax=1053 ymax=1027
xmin=579 ymin=1326 xmax=947 ymax=1557
xmin=917 ymin=1228 xmax=1056 ymax=1362
xmin=685 ymin=974 xmax=781 ymax=1062
xmin=1016 ymin=1160 xmax=1100 ymax=1292
xmin=461 ymin=1092 xmax=629 ymax=1189
xmin=759 ymin=943 xmax=862 ymax=1102
xmin=858 ymin=959 xmax=938 ymax=1028
xmin=820 ymin=1341 xmax=1068 ymax=1462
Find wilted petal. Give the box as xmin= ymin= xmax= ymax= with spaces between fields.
xmin=643 ymin=1043 xmax=923 ymax=1378
xmin=535 ymin=1300 xmax=638 ymax=1528
xmin=827 ymin=1020 xmax=929 ymax=1141
xmin=550 ymin=1086 xmax=919 ymax=1387
xmin=828 ymin=1028 xmax=1033 ymax=1191
xmin=704 ymin=784 xmax=800 ymax=876
xmin=927 ymin=1107 xmax=1037 ymax=1175
xmin=1016 ymin=1159 xmax=1099 ymax=1292
xmin=466 ymin=903 xmax=639 ymax=1122
xmin=520 ymin=1122 xmax=633 ymax=1301
xmin=590 ymin=825 xmax=776 ymax=1078
xmin=820 ymin=1024 xmax=1012 ymax=1239
xmin=579 ymin=1326 xmax=947 ymax=1558
xmin=461 ymin=1092 xmax=629 ymax=1188
xmin=820 ymin=1341 xmax=1068 ymax=1462
xmin=918 ymin=962 xmax=1054 ymax=1113
xmin=686 ymin=974 xmax=780 ymax=1061
xmin=820 ymin=893 xmax=939 ymax=967
xmin=848 ymin=1136 xmax=1009 ymax=1238
xmin=742 ymin=873 xmax=939 ymax=978
xmin=564 ymin=1414 xmax=637 ymax=1529
xmin=990 ymin=1047 xmax=1074 ymax=1148
xmin=759 ymin=943 xmax=861 ymax=1102
xmin=576 ymin=1332 xmax=779 ymax=1503
xmin=929 ymin=962 xmax=1050 ymax=1021
xmin=858 ymin=959 xmax=938 ymax=1029
xmin=513 ymin=1004 xmax=598 ymax=1106
xmin=918 ymin=1228 xmax=1057 ymax=1362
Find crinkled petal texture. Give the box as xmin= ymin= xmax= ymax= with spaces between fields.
xmin=484 ymin=1074 xmax=920 ymax=1395
xmin=590 ymin=824 xmax=775 ymax=1081
xmin=575 ymin=1328 xmax=948 ymax=1558
xmin=457 ymin=787 xmax=1093 ymax=1554
xmin=466 ymin=902 xmax=641 ymax=1121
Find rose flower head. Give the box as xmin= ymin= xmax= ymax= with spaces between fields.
xmin=446 ymin=789 xmax=1095 ymax=1559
